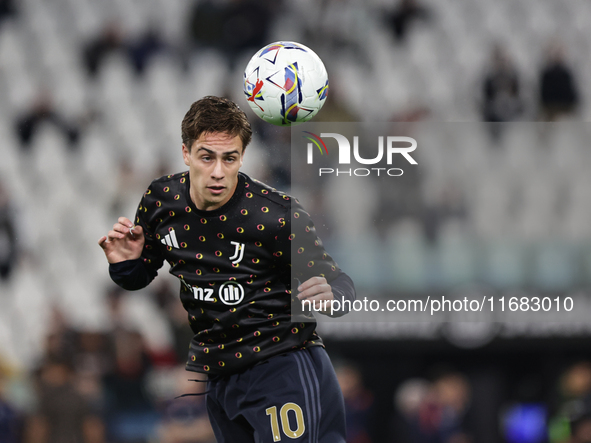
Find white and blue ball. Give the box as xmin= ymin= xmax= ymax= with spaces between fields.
xmin=243 ymin=41 xmax=329 ymax=126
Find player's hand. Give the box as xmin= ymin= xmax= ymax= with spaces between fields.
xmin=98 ymin=217 xmax=145 ymax=264
xmin=297 ymin=276 xmax=334 ymax=313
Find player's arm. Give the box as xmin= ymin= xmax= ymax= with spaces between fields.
xmin=98 ymin=217 xmax=144 ymax=263
xmin=296 ymin=271 xmax=356 ymax=318
xmin=99 ymin=187 xmax=163 ymax=290
xmin=276 ymin=200 xmax=356 ymax=317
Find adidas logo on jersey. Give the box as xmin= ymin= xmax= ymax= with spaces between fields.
xmin=161 ymin=229 xmax=179 ymax=249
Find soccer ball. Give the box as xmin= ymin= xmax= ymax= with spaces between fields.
xmin=243 ymin=41 xmax=329 ymax=126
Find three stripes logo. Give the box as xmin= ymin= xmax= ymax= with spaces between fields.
xmin=161 ymin=229 xmax=179 ymax=249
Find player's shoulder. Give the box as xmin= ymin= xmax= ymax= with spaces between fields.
xmin=241 ymin=172 xmax=298 ymax=211
xmin=144 ymin=171 xmax=189 ymax=196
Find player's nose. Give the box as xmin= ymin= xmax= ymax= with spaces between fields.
xmin=211 ymin=160 xmax=225 ymax=178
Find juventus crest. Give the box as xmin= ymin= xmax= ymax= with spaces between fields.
xmin=230 ymin=241 xmax=245 ymax=264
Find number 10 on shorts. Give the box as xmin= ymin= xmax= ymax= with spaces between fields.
xmin=266 ymin=403 xmax=305 ymax=441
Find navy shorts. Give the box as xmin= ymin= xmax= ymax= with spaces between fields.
xmin=206 ymin=346 xmax=346 ymax=442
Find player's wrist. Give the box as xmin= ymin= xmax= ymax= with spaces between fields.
xmin=108 ymin=256 xmax=142 ymax=265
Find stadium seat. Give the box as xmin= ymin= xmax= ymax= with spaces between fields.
xmin=386 ymin=220 xmax=430 ymax=293
xmin=435 ymin=220 xmax=477 ymax=288
xmin=328 ymin=235 xmax=382 ymax=291
xmin=5 ymin=260 xmax=50 ymax=367
xmin=481 ymin=239 xmax=527 ymax=289
xmin=530 ymin=241 xmax=577 ymax=291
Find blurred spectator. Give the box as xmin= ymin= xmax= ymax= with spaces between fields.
xmin=106 ymin=284 xmax=179 ymax=368
xmin=432 ymin=372 xmax=472 ymax=442
xmin=0 ymin=0 xmax=16 ymax=26
xmin=156 ymin=366 xmax=215 ymax=443
xmin=103 ymin=329 xmax=157 ymax=442
xmin=25 ymin=356 xmax=105 ymax=443
xmin=15 ymin=92 xmax=83 ymax=151
xmin=106 ymin=287 xmax=131 ymax=331
xmin=188 ymin=0 xmax=275 ymax=67
xmin=84 ymin=21 xmax=174 ymax=78
xmin=222 ymin=0 xmax=275 ymax=60
xmin=162 ymin=293 xmax=194 ymax=365
xmin=151 ymin=279 xmax=178 ymax=312
xmin=395 ymin=378 xmax=431 ymax=442
xmin=561 ymin=362 xmax=591 ymax=403
xmin=187 ymin=0 xmax=225 ymax=51
xmin=387 ymin=0 xmax=431 ymax=44
xmin=127 ymin=25 xmax=169 ymax=76
xmin=538 ymin=42 xmax=580 ymax=121
xmin=82 ymin=22 xmax=125 ymax=78
xmin=481 ymin=45 xmax=523 ymax=143
xmin=336 ymin=363 xmax=374 ymax=443
xmin=43 ymin=307 xmax=79 ymax=363
xmin=75 ymin=332 xmax=111 ymax=377
xmin=147 ymin=282 xmax=183 ymax=368
xmin=373 ymin=167 xmax=422 ymax=237
xmin=570 ymin=412 xmax=591 ymax=443
xmin=0 ymin=359 xmax=21 ymax=443
xmin=549 ymin=362 xmax=591 ymax=443
xmin=395 ymin=372 xmax=472 ymax=443
xmin=74 ymin=332 xmax=111 ymax=412
xmin=0 ymin=180 xmax=18 ymax=282
xmin=421 ymin=181 xmax=468 ymax=245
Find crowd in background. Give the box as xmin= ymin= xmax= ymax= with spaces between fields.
xmin=0 ymin=0 xmax=590 ymax=441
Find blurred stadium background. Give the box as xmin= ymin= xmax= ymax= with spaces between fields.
xmin=0 ymin=0 xmax=590 ymax=442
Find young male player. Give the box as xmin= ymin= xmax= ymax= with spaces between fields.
xmin=98 ymin=96 xmax=355 ymax=442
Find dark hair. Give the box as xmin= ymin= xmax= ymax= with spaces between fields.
xmin=181 ymin=96 xmax=252 ymax=152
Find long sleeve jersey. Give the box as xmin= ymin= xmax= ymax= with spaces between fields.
xmin=110 ymin=171 xmax=355 ymax=376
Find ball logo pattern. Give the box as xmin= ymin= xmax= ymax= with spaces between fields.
xmin=243 ymin=41 xmax=328 ymax=126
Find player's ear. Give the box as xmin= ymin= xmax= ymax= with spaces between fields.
xmin=182 ymin=143 xmax=190 ymax=166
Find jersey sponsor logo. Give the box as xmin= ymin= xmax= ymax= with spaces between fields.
xmin=229 ymin=241 xmax=245 ymax=264
xmin=219 ymin=281 xmax=245 ymax=305
xmin=186 ymin=282 xmax=244 ymax=305
xmin=192 ymin=287 xmax=215 ymax=302
xmin=161 ymin=229 xmax=179 ymax=248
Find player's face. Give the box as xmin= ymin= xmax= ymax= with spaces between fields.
xmin=182 ymin=132 xmax=244 ymax=211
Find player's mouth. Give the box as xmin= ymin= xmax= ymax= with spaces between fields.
xmin=208 ymin=185 xmax=225 ymax=195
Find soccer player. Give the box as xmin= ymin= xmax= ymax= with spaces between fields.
xmin=98 ymin=96 xmax=355 ymax=442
